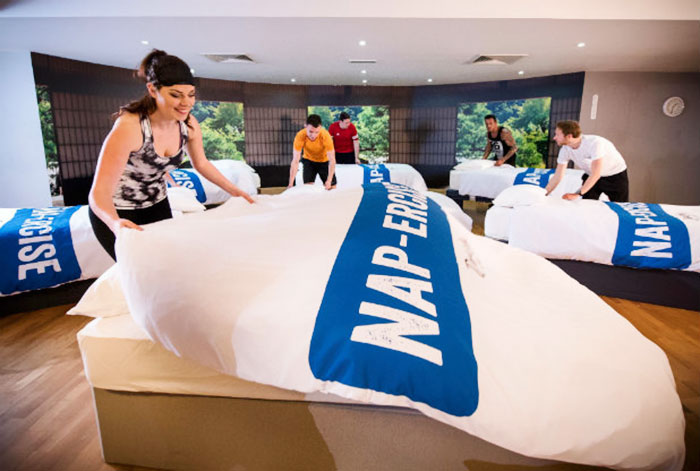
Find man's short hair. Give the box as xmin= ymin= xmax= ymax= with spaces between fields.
xmin=339 ymin=111 xmax=351 ymax=121
xmin=306 ymin=114 xmax=322 ymax=127
xmin=556 ymin=120 xmax=581 ymax=138
xmin=484 ymin=114 xmax=497 ymax=122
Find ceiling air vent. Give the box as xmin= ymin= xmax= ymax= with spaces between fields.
xmin=202 ymin=54 xmax=256 ymax=64
xmin=469 ymin=54 xmax=527 ymax=65
xmin=348 ymin=59 xmax=377 ymax=64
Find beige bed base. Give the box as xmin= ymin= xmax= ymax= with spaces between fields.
xmin=91 ymin=387 xmax=601 ymax=471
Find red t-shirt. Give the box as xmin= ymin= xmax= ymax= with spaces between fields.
xmin=328 ymin=122 xmax=358 ymax=153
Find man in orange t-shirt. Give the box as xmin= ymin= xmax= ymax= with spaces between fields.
xmin=288 ymin=114 xmax=337 ymax=190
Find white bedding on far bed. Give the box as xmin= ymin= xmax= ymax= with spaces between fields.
xmin=0 ymin=206 xmax=114 ymax=296
xmin=296 ymin=163 xmax=428 ymax=192
xmin=508 ymin=199 xmax=700 ymax=272
xmin=450 ymin=166 xmax=584 ymax=199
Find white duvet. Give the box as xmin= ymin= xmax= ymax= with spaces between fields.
xmin=170 ymin=159 xmax=260 ymax=205
xmin=112 ymin=185 xmax=683 ymax=471
xmin=0 ymin=206 xmax=113 ymax=296
xmin=508 ymin=199 xmax=700 ymax=272
xmin=296 ymin=163 xmax=428 ymax=192
xmin=450 ymin=165 xmax=584 ymax=199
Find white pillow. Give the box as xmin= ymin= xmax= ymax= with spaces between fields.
xmin=211 ymin=159 xmax=256 ymax=174
xmin=167 ymin=186 xmax=206 ymax=213
xmin=493 ymin=185 xmax=547 ymax=208
xmin=67 ymin=265 xmax=129 ymax=318
xmin=454 ymin=159 xmax=495 ymax=170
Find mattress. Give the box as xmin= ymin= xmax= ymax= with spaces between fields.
xmin=78 ymin=315 xmax=357 ymax=405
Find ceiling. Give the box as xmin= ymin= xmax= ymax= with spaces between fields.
xmin=1 ymin=0 xmax=699 ymax=86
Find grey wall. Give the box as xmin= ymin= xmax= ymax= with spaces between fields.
xmin=579 ymin=72 xmax=700 ymax=204
xmin=0 ymin=51 xmax=51 ymax=207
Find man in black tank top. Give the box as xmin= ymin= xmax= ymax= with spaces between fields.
xmin=482 ymin=114 xmax=518 ymax=166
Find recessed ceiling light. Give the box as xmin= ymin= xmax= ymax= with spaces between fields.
xmin=577 ymin=42 xmax=586 ymax=48
xmin=359 ymin=40 xmax=367 ymax=46
xmin=190 ymin=68 xmax=195 ymax=75
xmin=362 ymin=79 xmax=368 ymax=84
xmin=427 ymin=78 xmax=433 ymax=83
xmin=141 ymin=40 xmax=149 ymax=45
xmin=290 ymin=78 xmax=296 ymax=83
xmin=361 ymin=70 xmax=367 ymax=74
xmin=518 ymin=70 xmax=524 ymax=75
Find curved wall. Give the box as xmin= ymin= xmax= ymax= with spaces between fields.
xmin=31 ymin=53 xmax=584 ymax=203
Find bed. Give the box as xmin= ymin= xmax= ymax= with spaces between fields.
xmin=295 ymin=163 xmax=428 ymax=192
xmin=69 ymin=183 xmax=685 ymax=471
xmin=447 ymin=160 xmax=584 ymax=203
xmin=169 ymin=159 xmax=261 ymax=204
xmin=74 ymin=313 xmax=627 ymax=471
xmin=484 ymin=188 xmax=700 ymax=310
xmin=0 ymin=186 xmax=209 ymax=315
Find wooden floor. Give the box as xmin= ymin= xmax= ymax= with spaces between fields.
xmin=1 ymin=300 xmax=697 ymax=471
xmin=0 ymin=195 xmax=697 ymax=471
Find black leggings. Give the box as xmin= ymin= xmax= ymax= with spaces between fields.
xmin=89 ymin=198 xmax=173 ymax=261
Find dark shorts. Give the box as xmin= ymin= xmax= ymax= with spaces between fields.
xmin=302 ymin=158 xmax=337 ymax=186
xmin=89 ymin=197 xmax=173 ymax=261
xmin=582 ymin=169 xmax=629 ymax=202
xmin=335 ymin=151 xmax=356 ymax=165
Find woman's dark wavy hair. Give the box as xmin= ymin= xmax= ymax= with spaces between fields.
xmin=115 ymin=49 xmax=194 ymax=128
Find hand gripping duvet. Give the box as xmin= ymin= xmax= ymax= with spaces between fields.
xmin=115 ymin=183 xmax=684 ymax=471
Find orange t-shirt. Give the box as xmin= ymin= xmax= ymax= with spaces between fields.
xmin=293 ymin=128 xmax=334 ymax=162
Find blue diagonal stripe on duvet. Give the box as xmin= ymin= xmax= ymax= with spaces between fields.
xmin=606 ymin=202 xmax=691 ymax=270
xmin=169 ymin=169 xmax=207 ymax=202
xmin=0 ymin=206 xmax=82 ymax=294
xmin=309 ymin=182 xmax=479 ymax=416
xmin=513 ymin=168 xmax=555 ymax=188
xmin=361 ymin=164 xmax=391 ymax=185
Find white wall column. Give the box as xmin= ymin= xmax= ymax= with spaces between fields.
xmin=0 ymin=51 xmax=51 ymax=208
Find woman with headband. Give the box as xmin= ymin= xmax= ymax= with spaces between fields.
xmin=88 ymin=50 xmax=255 ymax=260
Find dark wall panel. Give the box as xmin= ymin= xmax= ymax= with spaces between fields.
xmin=32 ymin=53 xmax=583 ymax=197
xmin=244 ymin=107 xmax=306 ymax=167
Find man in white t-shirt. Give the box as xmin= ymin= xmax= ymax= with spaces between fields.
xmin=545 ymin=120 xmax=629 ymax=202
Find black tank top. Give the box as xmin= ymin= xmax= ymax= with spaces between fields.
xmin=487 ymin=126 xmax=516 ymax=163
xmin=112 ymin=117 xmax=188 ymax=209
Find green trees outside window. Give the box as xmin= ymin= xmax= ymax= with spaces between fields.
xmin=35 ymin=85 xmax=60 ymax=196
xmin=308 ymin=106 xmax=390 ymax=163
xmin=190 ymin=101 xmax=246 ymax=162
xmin=457 ymin=98 xmax=551 ymax=168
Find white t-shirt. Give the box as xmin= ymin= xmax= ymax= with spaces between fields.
xmin=557 ymin=135 xmax=627 ymax=177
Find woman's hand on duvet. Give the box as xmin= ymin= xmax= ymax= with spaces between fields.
xmin=112 ymin=218 xmax=143 ymax=234
xmin=235 ymin=189 xmax=256 ymax=204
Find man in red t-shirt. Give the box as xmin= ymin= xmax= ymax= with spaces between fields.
xmin=328 ymin=112 xmax=360 ymax=164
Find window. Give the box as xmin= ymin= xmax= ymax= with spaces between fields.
xmin=308 ymin=106 xmax=389 ymax=163
xmin=457 ymin=98 xmax=551 ymax=168
xmin=190 ymin=100 xmax=246 ymax=162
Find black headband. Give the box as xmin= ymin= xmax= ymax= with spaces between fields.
xmin=148 ymin=57 xmax=195 ymax=87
